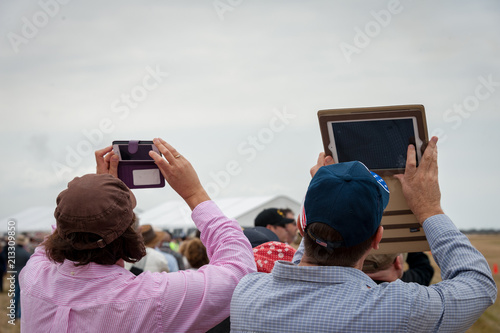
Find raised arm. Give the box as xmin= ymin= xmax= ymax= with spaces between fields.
xmin=395 ymin=137 xmax=496 ymax=331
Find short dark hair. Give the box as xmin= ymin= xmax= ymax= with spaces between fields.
xmin=279 ymin=208 xmax=294 ymax=216
xmin=45 ymin=215 xmax=146 ymax=266
xmin=303 ymin=222 xmax=375 ymax=267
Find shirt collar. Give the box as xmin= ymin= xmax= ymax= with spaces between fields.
xmin=272 ymin=260 xmax=377 ymax=287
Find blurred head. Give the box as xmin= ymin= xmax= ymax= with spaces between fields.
xmin=243 ymin=227 xmax=279 ymax=248
xmin=184 ymin=238 xmax=209 ymax=269
xmin=255 ymin=208 xmax=297 ymax=243
xmin=253 ymin=241 xmax=296 ymax=273
xmin=140 ymin=224 xmax=166 ymax=248
xmin=363 ymin=253 xmax=405 ymax=282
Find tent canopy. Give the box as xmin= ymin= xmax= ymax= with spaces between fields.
xmin=137 ymin=195 xmax=301 ymax=234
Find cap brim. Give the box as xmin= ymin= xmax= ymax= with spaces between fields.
xmin=279 ymin=218 xmax=295 ymax=226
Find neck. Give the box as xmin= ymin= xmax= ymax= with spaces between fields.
xmin=367 ymin=268 xmax=401 ymax=282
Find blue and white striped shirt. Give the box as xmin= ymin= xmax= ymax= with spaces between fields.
xmin=230 ymin=215 xmax=496 ymax=332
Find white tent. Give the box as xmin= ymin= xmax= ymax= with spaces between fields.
xmin=2 ymin=195 xmax=300 ymax=234
xmin=137 ymin=195 xmax=301 ymax=234
xmin=2 ymin=206 xmax=56 ymax=233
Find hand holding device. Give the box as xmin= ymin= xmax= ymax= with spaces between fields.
xmin=149 ymin=138 xmax=210 ymax=210
xmin=95 ymin=145 xmax=119 ymax=178
xmin=394 ymin=136 xmax=444 ymax=224
xmin=112 ymin=140 xmax=165 ymax=189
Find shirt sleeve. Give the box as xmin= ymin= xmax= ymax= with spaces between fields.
xmin=155 ymin=200 xmax=257 ymax=332
xmin=407 ymin=214 xmax=497 ymax=332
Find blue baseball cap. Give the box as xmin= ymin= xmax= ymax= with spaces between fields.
xmin=303 ymin=161 xmax=389 ymax=248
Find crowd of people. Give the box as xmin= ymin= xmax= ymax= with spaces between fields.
xmin=3 ymin=137 xmax=496 ymax=332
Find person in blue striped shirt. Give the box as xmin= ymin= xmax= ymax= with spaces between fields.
xmin=230 ymin=137 xmax=496 ymax=333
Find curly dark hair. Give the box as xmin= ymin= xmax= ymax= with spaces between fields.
xmin=45 ymin=217 xmax=146 ymax=266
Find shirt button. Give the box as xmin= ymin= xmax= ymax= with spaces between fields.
xmin=70 ymin=271 xmax=75 ymax=275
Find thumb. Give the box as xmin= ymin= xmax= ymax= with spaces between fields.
xmin=109 ymin=154 xmax=119 ymax=178
xmin=393 ymin=173 xmax=404 ymax=184
xmin=324 ymin=155 xmax=334 ymax=166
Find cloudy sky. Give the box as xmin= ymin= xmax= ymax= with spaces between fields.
xmin=1 ymin=0 xmax=499 ymax=231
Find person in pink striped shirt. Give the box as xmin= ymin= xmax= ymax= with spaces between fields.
xmin=19 ymin=138 xmax=256 ymax=333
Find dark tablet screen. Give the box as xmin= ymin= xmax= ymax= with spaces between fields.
xmin=330 ymin=118 xmax=416 ymax=169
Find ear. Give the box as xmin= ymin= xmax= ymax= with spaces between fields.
xmin=394 ymin=254 xmax=404 ymax=270
xmin=266 ymin=225 xmax=275 ymax=231
xmin=371 ymin=226 xmax=384 ymax=250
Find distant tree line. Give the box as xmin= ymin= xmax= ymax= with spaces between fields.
xmin=461 ymin=229 xmax=500 ymax=235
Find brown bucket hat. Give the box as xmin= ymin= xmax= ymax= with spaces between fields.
xmin=54 ymin=174 xmax=137 ymax=250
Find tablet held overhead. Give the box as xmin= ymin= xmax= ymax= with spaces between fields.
xmin=318 ymin=105 xmax=430 ymax=254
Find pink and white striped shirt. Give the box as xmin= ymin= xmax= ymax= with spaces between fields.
xmin=19 ymin=200 xmax=256 ymax=333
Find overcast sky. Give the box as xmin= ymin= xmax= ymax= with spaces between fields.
xmin=1 ymin=0 xmax=499 ymax=231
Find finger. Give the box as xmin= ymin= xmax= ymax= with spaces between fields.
xmin=95 ymin=145 xmax=113 ymax=157
xmin=95 ymin=146 xmax=113 ymax=173
xmin=393 ymin=173 xmax=404 ymax=185
xmin=420 ymin=137 xmax=438 ymax=171
xmin=149 ymin=150 xmax=170 ymax=177
xmin=158 ymin=137 xmax=182 ymax=160
xmin=153 ymin=138 xmax=177 ymax=163
xmin=108 ymin=154 xmax=119 ymax=178
xmin=405 ymin=144 xmax=417 ymax=175
xmin=427 ymin=136 xmax=439 ymax=175
xmin=103 ymin=150 xmax=114 ymax=163
xmin=324 ymin=155 xmax=334 ymax=166
xmin=316 ymin=152 xmax=326 ymax=166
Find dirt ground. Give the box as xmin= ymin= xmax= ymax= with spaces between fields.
xmin=1 ymin=234 xmax=499 ymax=332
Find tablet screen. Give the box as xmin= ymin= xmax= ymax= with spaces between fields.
xmin=328 ymin=118 xmax=419 ymax=169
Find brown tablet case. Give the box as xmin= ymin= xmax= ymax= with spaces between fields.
xmin=318 ymin=105 xmax=430 ymax=254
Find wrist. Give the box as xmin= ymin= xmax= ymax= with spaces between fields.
xmin=416 ymin=208 xmax=445 ymax=225
xmin=184 ymin=190 xmax=211 ymax=210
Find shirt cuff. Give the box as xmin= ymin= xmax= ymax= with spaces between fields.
xmin=422 ymin=214 xmax=457 ymax=246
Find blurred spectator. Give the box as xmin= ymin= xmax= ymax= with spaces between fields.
xmin=363 ymin=252 xmax=434 ymax=286
xmin=184 ymin=238 xmax=209 ymax=270
xmin=0 ymin=237 xmax=6 ymax=292
xmin=244 ymin=226 xmax=296 ymax=273
xmin=145 ymin=225 xmax=180 ymax=273
xmin=243 ymin=226 xmax=279 ymax=248
xmin=279 ymin=208 xmax=295 ymax=220
xmin=280 ymin=207 xmax=299 ymax=245
xmin=253 ymin=241 xmax=296 ymax=273
xmin=254 ymin=208 xmax=297 ymax=244
xmin=401 ymin=252 xmax=434 ymax=285
xmin=158 ymin=231 xmax=185 ymax=270
xmin=124 ymin=224 xmax=169 ymax=274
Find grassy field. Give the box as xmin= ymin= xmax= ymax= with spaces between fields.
xmin=429 ymin=234 xmax=500 ymax=332
xmin=1 ymin=234 xmax=499 ymax=332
